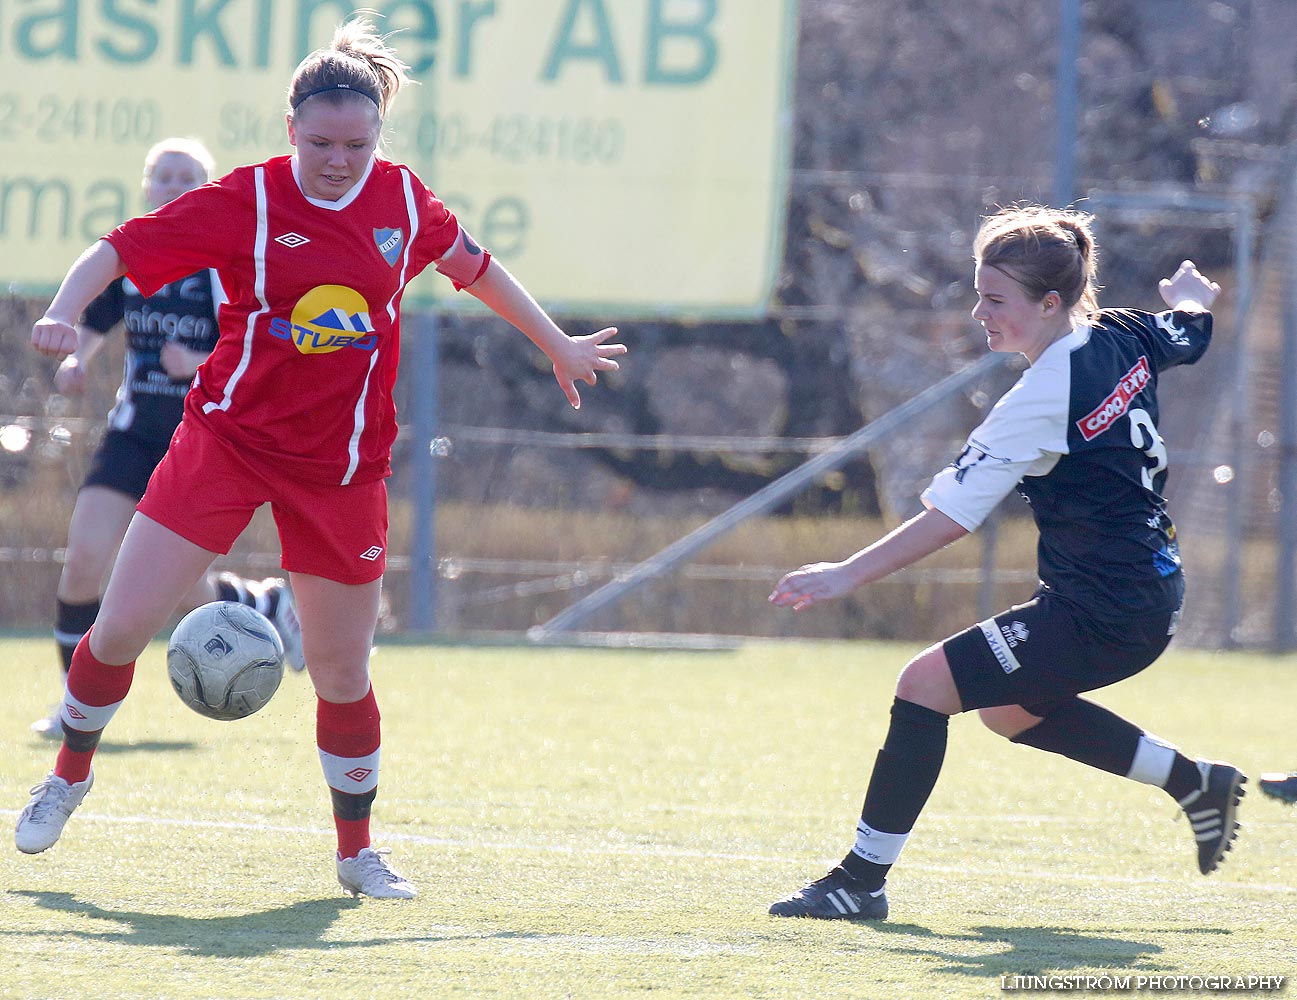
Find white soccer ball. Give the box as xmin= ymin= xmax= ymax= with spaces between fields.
xmin=167 ymin=601 xmax=286 ymax=721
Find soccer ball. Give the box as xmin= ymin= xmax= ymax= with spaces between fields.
xmin=167 ymin=602 xmax=286 ymax=721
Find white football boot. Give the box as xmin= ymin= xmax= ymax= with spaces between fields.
xmin=336 ymin=847 xmax=417 ymax=899
xmin=15 ymin=770 xmax=94 ymax=854
xmin=29 ymin=707 xmax=64 ymax=739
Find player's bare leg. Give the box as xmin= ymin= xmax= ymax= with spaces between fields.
xmin=291 ymin=573 xmax=414 ymax=898
xmin=36 ymin=488 xmax=138 ymax=737
xmin=17 ymin=515 xmax=216 ymax=854
xmin=92 ymin=513 xmax=219 ymax=664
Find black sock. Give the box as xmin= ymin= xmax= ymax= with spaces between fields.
xmin=1011 ymin=697 xmax=1201 ymax=801
xmin=55 ymin=598 xmax=99 ymax=675
xmin=214 ymin=575 xmax=248 ymax=604
xmin=840 ymin=698 xmax=949 ymax=889
xmin=1163 ymin=756 xmax=1205 ymax=802
xmin=215 ymin=574 xmax=278 ymax=616
xmin=1011 ymin=698 xmax=1140 ymax=775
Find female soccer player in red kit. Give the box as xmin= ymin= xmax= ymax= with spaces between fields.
xmin=19 ymin=19 xmax=626 ymax=899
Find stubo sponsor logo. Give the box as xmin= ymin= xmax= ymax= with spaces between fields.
xmin=1076 ymin=356 xmax=1151 ymax=441
xmin=270 ymin=284 xmax=377 ymax=354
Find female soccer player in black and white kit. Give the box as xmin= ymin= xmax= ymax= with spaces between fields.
xmin=18 ymin=18 xmax=625 ymax=898
xmin=33 ymin=138 xmax=304 ymax=740
xmin=768 ymin=205 xmax=1241 ymax=921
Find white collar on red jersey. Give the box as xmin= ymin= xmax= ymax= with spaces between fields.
xmin=289 ymin=155 xmax=376 ymax=211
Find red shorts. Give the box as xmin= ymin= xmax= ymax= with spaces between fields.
xmin=137 ymin=420 xmax=389 ymax=585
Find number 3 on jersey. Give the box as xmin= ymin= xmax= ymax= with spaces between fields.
xmin=1128 ymin=407 xmax=1168 ymax=489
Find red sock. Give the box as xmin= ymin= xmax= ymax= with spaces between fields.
xmin=55 ymin=631 xmax=135 ymax=783
xmin=317 ymin=687 xmax=381 ymax=860
xmin=333 ymin=815 xmax=372 ymax=861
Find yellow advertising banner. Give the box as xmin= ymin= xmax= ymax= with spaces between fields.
xmin=0 ymin=0 xmax=796 ymax=316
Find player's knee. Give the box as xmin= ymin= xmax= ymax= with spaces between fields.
xmin=894 ymin=650 xmax=959 ymax=714
xmin=58 ymin=556 xmax=108 ymax=598
xmin=894 ymin=665 xmax=925 ymax=703
xmin=87 ymin=625 xmax=147 ymax=665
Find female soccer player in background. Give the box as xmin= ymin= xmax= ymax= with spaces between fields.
xmin=32 ymin=137 xmax=304 ymax=740
xmin=18 ymin=18 xmax=626 ymax=899
xmin=768 ymin=206 xmax=1240 ymax=921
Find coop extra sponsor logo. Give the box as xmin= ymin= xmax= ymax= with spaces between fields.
xmin=269 ymin=284 xmax=377 ymax=354
xmin=1076 ymin=356 xmax=1151 ymax=441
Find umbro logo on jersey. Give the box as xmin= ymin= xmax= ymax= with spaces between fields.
xmin=359 ymin=546 xmax=384 ymax=561
xmin=275 ymin=232 xmax=311 ymax=248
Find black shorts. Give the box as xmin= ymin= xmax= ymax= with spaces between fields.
xmin=81 ymin=429 xmax=171 ymax=500
xmin=943 ymin=589 xmax=1179 ymax=715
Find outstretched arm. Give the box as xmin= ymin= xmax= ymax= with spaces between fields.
xmin=769 ymin=507 xmax=969 ymax=611
xmin=32 ymin=241 xmax=128 ymax=360
xmin=465 ymin=259 xmax=626 ymax=409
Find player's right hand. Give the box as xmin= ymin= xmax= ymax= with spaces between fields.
xmin=769 ymin=561 xmax=856 ymax=611
xmin=31 ymin=317 xmax=78 ymax=359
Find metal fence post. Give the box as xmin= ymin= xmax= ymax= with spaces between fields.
xmin=407 ymin=311 xmax=440 ymax=633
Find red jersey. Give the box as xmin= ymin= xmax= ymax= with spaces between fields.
xmin=105 ymin=155 xmax=487 ymax=485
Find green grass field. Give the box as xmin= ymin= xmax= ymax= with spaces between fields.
xmin=0 ymin=635 xmax=1293 ymax=999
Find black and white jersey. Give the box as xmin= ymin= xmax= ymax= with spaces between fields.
xmin=81 ymin=270 xmax=224 ymax=444
xmin=922 ymin=308 xmax=1212 ymax=621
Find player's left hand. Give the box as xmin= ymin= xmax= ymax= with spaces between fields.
xmin=552 ymin=326 xmax=625 ymax=410
xmin=769 ymin=561 xmax=856 ymax=611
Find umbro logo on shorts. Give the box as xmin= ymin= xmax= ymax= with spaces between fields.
xmin=275 ymin=232 xmax=311 ymax=248
xmin=359 ymin=546 xmax=384 ymax=561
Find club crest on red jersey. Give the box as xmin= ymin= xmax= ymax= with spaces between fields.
xmin=374 ymin=228 xmax=403 ymax=267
